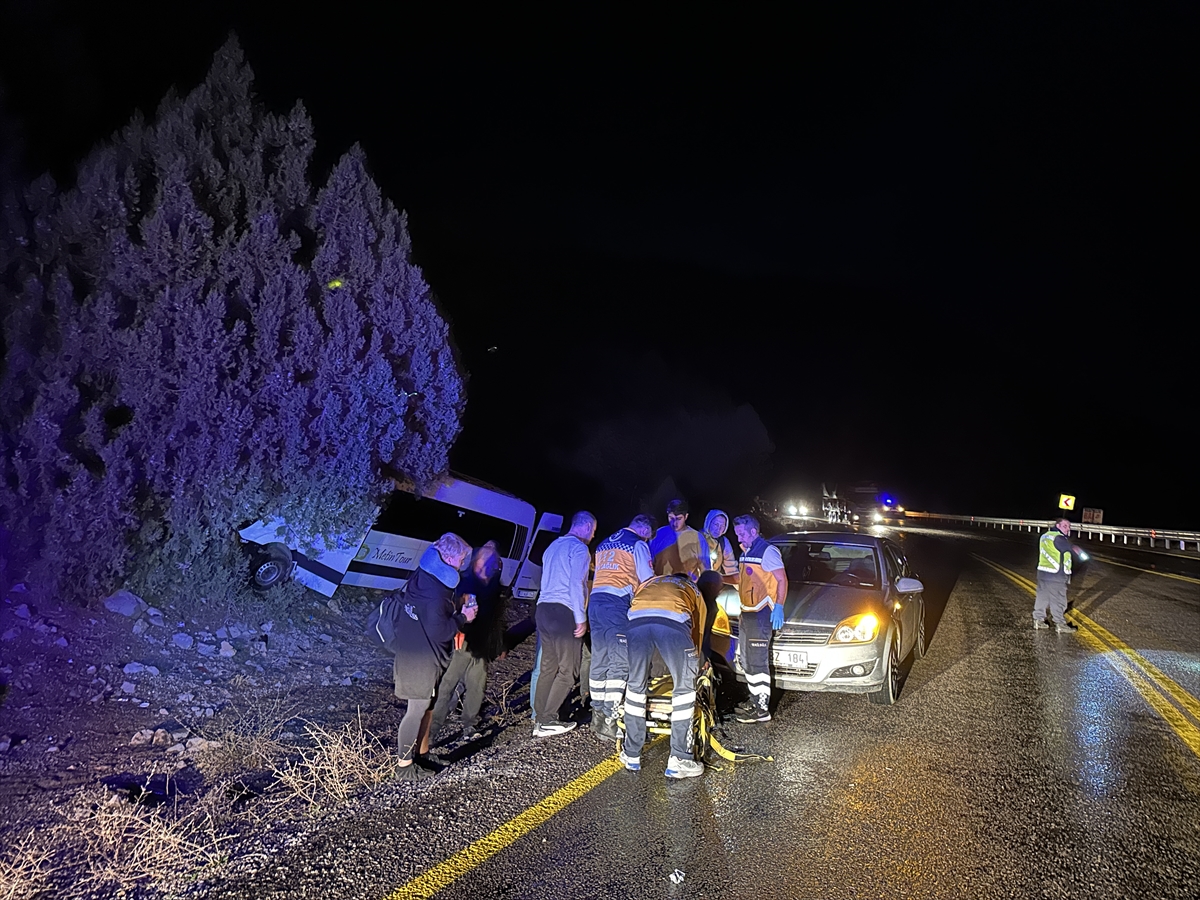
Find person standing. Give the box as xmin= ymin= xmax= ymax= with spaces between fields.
xmin=587 ymin=514 xmax=655 ymax=742
xmin=649 ymin=498 xmax=708 ymax=579
xmin=697 ymin=509 xmax=739 ymax=659
xmin=1033 ymin=517 xmax=1082 ymax=633
xmin=385 ymin=533 xmax=476 ymax=780
xmin=428 ymin=542 xmax=505 ymax=743
xmin=533 ymin=511 xmax=597 ymax=737
xmin=732 ymin=515 xmax=788 ymax=724
xmin=620 ymin=574 xmax=708 ymax=779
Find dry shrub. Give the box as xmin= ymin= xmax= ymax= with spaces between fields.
xmin=0 ymin=827 xmax=62 ymax=900
xmin=62 ymin=779 xmax=231 ymax=896
xmin=270 ymin=709 xmax=394 ymax=809
xmin=193 ymin=692 xmax=300 ymax=779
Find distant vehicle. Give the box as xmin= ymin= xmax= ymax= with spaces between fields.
xmin=238 ymin=473 xmax=560 ymax=598
xmin=710 ymin=530 xmax=926 ymax=705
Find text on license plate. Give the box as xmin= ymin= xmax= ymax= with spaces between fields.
xmin=773 ymin=649 xmax=807 ymax=668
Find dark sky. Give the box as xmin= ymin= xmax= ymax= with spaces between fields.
xmin=2 ymin=2 xmax=1196 ymax=528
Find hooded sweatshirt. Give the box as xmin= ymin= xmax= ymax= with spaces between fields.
xmin=703 ymin=509 xmax=739 ymax=577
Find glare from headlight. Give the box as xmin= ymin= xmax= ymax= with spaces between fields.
xmin=852 ymin=514 xmax=860 ymax=521
xmin=1079 ymin=551 xmax=1089 ymax=561
xmin=799 ymin=505 xmax=808 ymax=516
xmin=872 ymin=512 xmax=883 ymax=523
xmin=787 ymin=504 xmax=798 ymax=515
xmin=832 ymin=614 xmax=879 ymax=643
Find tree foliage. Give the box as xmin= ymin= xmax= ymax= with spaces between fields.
xmin=0 ymin=38 xmax=465 ymax=606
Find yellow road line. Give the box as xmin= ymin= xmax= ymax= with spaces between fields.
xmin=972 ymin=554 xmax=1200 ymax=759
xmin=386 ymin=752 xmax=628 ymax=900
xmin=1090 ymin=555 xmax=1200 ymax=586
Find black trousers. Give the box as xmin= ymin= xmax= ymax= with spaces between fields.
xmin=534 ymin=601 xmax=582 ymax=722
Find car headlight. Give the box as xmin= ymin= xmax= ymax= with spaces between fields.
xmin=831 ymin=614 xmax=879 ymax=643
xmin=872 ymin=512 xmax=883 ymax=523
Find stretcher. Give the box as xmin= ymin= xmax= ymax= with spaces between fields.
xmin=632 ymin=662 xmax=773 ymax=766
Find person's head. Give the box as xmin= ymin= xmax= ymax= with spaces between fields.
xmin=733 ymin=514 xmax=760 ymax=549
xmin=1053 ymin=517 xmax=1071 ymax=536
xmin=433 ymin=533 xmax=472 ymax=570
xmin=472 ymin=541 xmax=501 ymax=580
xmin=628 ymin=514 xmax=654 ymax=541
xmin=569 ymin=510 xmax=598 ymax=543
xmin=666 ymin=498 xmax=689 ymax=532
xmin=704 ymin=510 xmax=728 ymax=537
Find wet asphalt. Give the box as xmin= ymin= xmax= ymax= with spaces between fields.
xmin=197 ymin=528 xmax=1200 ymax=900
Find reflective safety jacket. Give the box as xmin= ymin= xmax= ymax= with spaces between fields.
xmin=1037 ymin=530 xmax=1073 ymax=578
xmin=738 ymin=536 xmax=783 ymax=612
xmin=591 ymin=528 xmax=654 ymax=601
xmin=650 ymin=525 xmax=709 ymax=579
xmin=628 ymin=575 xmax=707 ymax=650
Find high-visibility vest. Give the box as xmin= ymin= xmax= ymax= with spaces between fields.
xmin=1037 ymin=531 xmax=1072 ymax=576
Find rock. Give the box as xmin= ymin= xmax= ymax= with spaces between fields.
xmin=260 ymin=620 xmax=274 ymax=633
xmin=219 ymin=641 xmax=236 ymax=658
xmin=318 ymin=633 xmax=334 ymax=644
xmin=103 ymin=590 xmax=147 ymax=618
xmin=196 ymin=643 xmax=217 ymax=657
xmin=215 ymin=627 xmax=229 ymax=639
xmin=121 ymin=682 xmax=138 ymax=694
xmin=178 ymin=692 xmax=194 ymax=702
xmin=123 ymin=662 xmax=145 ymax=675
xmin=87 ymin=665 xmax=97 ymax=675
xmin=165 ymin=743 xmax=186 ymax=755
xmin=132 ymin=619 xmax=148 ymax=636
xmin=171 ymin=729 xmax=189 ymax=742
xmin=185 ymin=737 xmax=206 ymax=752
xmin=130 ymin=729 xmax=155 ymax=746
xmin=152 ymin=729 xmax=172 ymax=746
xmin=1 ymin=629 xmax=18 ymax=642
xmin=145 ymin=607 xmax=166 ymax=627
xmin=350 ymin=670 xmax=368 ymax=682
xmin=138 ymin=702 xmax=149 ymax=708
xmin=204 ymin=708 xmax=214 ymax=718
xmin=0 ymin=735 xmax=11 ymax=752
xmin=172 ymin=633 xmax=194 ymax=650
xmin=14 ymin=603 xmax=31 ymax=619
xmin=54 ymin=637 xmax=69 ymax=648
xmin=146 ymin=666 xmax=160 ymax=676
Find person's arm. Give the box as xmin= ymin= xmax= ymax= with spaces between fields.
xmin=763 ymin=544 xmax=788 ymax=629
xmin=572 ymin=541 xmax=590 ymax=636
xmin=689 ymin=584 xmax=707 ymax=652
xmin=634 ymin=541 xmax=655 ymax=586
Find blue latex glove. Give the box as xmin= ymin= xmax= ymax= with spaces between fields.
xmin=770 ymin=603 xmax=785 ymax=630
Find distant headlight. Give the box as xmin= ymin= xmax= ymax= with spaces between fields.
xmin=852 ymin=514 xmax=860 ymax=521
xmin=832 ymin=614 xmax=879 ymax=643
xmin=787 ymin=504 xmax=798 ymax=515
xmin=872 ymin=512 xmax=883 ymax=523
xmin=1078 ymin=551 xmax=1089 ymax=561
xmin=799 ymin=505 xmax=808 ymax=516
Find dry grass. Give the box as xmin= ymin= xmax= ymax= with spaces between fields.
xmin=0 ymin=827 xmax=63 ymax=900
xmin=270 ymin=708 xmax=394 ymax=809
xmin=192 ymin=691 xmax=300 ymax=779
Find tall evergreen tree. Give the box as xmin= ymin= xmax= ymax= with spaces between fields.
xmin=0 ymin=38 xmax=465 ymax=607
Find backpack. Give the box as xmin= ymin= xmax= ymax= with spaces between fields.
xmin=366 ymin=588 xmax=410 ymax=655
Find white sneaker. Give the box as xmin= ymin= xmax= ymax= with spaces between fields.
xmin=619 ymin=750 xmax=641 ymax=771
xmin=532 ymin=720 xmax=577 ymax=738
xmin=665 ymin=756 xmax=704 ymax=779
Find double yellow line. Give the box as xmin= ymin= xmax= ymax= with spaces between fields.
xmin=974 ymin=554 xmax=1200 ymax=760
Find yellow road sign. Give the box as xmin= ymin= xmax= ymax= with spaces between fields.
xmin=1058 ymin=494 xmax=1076 ymax=510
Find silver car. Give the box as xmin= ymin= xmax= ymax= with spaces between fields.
xmin=711 ymin=531 xmax=926 ymax=705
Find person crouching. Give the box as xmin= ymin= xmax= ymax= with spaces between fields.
xmin=390 ymin=533 xmax=476 ymax=780
xmin=620 ymin=574 xmax=707 ymax=779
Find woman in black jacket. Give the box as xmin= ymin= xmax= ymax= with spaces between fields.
xmin=429 ymin=541 xmax=506 ymax=743
xmin=390 ymin=533 xmax=476 ymax=780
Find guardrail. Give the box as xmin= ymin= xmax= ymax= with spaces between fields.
xmin=903 ymin=511 xmax=1200 ymax=552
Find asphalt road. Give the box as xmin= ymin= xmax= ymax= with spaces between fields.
xmin=200 ymin=528 xmax=1200 ymax=900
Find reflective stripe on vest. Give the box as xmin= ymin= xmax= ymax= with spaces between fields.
xmin=1037 ymin=531 xmax=1071 ymax=575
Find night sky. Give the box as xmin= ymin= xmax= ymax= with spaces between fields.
xmin=2 ymin=2 xmax=1195 ymax=528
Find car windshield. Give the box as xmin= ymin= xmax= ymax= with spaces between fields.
xmin=778 ymin=541 xmax=879 ymax=588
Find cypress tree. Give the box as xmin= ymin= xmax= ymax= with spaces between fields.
xmin=0 ymin=38 xmax=465 ymax=607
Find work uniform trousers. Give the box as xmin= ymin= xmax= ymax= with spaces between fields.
xmin=587 ymin=592 xmax=631 ymax=721
xmin=623 ymin=618 xmax=699 ymax=762
xmin=739 ymin=606 xmax=773 ymax=703
xmin=1033 ymin=572 xmax=1070 ymax=625
xmin=534 ymin=601 xmax=583 ymax=723
xmin=429 ymin=647 xmax=488 ymax=737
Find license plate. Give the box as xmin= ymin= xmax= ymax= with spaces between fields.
xmin=773 ymin=649 xmax=807 ymax=668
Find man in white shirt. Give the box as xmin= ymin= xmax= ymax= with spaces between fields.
xmin=533 ymin=510 xmax=597 ymax=737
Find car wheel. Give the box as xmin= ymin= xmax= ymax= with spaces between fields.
xmin=868 ymin=628 xmax=902 ymax=706
xmin=252 ymin=542 xmax=292 ymax=590
xmin=912 ymin=599 xmax=927 ymax=661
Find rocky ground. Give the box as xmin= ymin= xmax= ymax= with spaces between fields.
xmin=0 ymin=579 xmax=542 ymax=898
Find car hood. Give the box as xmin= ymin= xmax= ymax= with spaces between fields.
xmin=782 ymin=582 xmax=884 ymax=627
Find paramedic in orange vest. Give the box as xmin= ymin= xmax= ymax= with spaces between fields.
xmin=587 ymin=514 xmax=655 ymax=742
xmin=732 ymin=514 xmax=788 ymax=724
xmin=649 ymin=498 xmax=708 ymax=579
xmin=620 ymin=574 xmax=707 ymax=779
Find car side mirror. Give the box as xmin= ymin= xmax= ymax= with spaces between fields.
xmin=895 ymin=577 xmax=924 ymax=594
